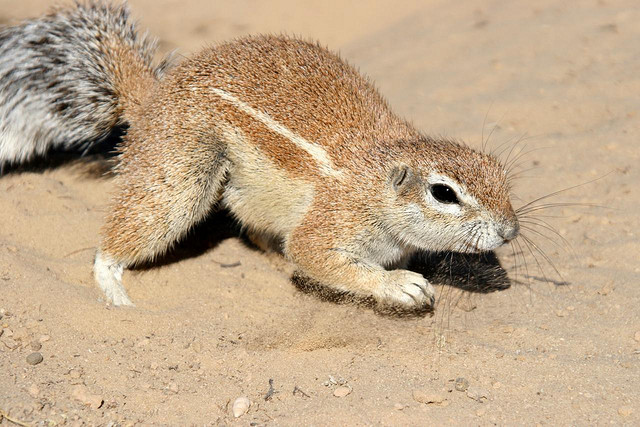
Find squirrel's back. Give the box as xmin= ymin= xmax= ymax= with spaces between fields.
xmin=185 ymin=36 xmax=417 ymax=152
xmin=0 ymin=1 xmax=170 ymax=166
xmin=144 ymin=35 xmax=420 ymax=180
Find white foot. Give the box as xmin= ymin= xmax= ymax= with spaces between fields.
xmin=93 ymin=250 xmax=134 ymax=306
xmin=377 ymin=270 xmax=435 ymax=310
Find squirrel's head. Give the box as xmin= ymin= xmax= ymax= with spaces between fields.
xmin=386 ymin=139 xmax=519 ymax=253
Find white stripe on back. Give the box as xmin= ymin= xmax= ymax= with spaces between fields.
xmin=210 ymin=87 xmax=342 ymax=178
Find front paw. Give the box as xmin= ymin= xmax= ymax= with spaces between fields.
xmin=377 ymin=270 xmax=436 ymax=311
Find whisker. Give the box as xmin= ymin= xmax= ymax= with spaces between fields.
xmin=436 ymin=251 xmax=456 ymax=333
xmin=507 ymin=161 xmax=538 ymax=176
xmin=518 ymin=212 xmax=567 ymax=219
xmin=513 ymin=237 xmax=531 ymax=289
xmin=491 ymin=132 xmax=534 ymax=160
xmin=480 ymin=102 xmax=494 ymax=153
xmin=519 ymin=224 xmax=568 ymax=256
xmin=504 ymin=141 xmax=530 ymax=173
xmin=505 ymin=146 xmax=552 ymax=176
xmin=473 ymin=228 xmax=482 ymax=254
xmin=518 ymin=235 xmax=551 ymax=285
xmin=518 ymin=217 xmax=574 ymax=254
xmin=515 ymin=174 xmax=612 ymax=213
xmin=484 ymin=121 xmax=501 ymax=153
xmin=494 ymin=133 xmax=527 ymax=164
xmin=508 ymin=241 xmax=519 ymax=284
xmin=506 ymin=166 xmax=542 ymax=183
xmin=512 ymin=237 xmax=536 ymax=305
xmin=517 ymin=202 xmax=606 ymax=215
xmin=520 ymin=233 xmax=565 ymax=283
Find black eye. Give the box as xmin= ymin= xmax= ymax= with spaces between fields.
xmin=430 ymin=184 xmax=459 ymax=204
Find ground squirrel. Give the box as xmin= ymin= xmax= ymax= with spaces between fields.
xmin=0 ymin=2 xmax=519 ymax=311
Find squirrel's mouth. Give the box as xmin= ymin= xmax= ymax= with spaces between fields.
xmin=464 ymin=234 xmax=512 ymax=253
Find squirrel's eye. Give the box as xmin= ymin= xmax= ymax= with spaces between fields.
xmin=430 ymin=184 xmax=459 ymax=204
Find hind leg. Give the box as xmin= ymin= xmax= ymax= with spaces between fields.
xmin=94 ymin=136 xmax=229 ymax=306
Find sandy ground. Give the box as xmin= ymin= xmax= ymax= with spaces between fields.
xmin=1 ymin=0 xmax=639 ymax=425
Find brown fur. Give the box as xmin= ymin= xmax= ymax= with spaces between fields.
xmin=96 ymin=34 xmax=518 ymax=309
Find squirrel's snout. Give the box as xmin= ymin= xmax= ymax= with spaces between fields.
xmin=498 ymin=220 xmax=519 ymax=242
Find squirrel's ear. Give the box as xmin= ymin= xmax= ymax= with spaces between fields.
xmin=389 ymin=164 xmax=412 ymax=192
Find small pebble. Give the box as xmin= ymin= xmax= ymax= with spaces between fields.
xmin=12 ymin=327 xmax=28 ymax=341
xmin=327 ymin=375 xmax=346 ymax=386
xmin=598 ymin=283 xmax=614 ymax=295
xmin=232 ymin=396 xmax=251 ymax=418
xmin=68 ymin=369 xmax=82 ymax=379
xmin=556 ymin=310 xmax=568 ymax=318
xmin=466 ymin=387 xmax=490 ymax=403
xmin=2 ymin=337 xmax=19 ymax=350
xmin=39 ymin=334 xmax=50 ymax=343
xmin=135 ymin=338 xmax=150 ymax=347
xmin=455 ymin=377 xmax=469 ymax=392
xmin=30 ymin=340 xmax=42 ymax=351
xmin=72 ymin=385 xmax=103 ymax=409
xmin=618 ymin=406 xmax=633 ymax=417
xmin=333 ymin=386 xmax=351 ymax=397
xmin=26 ymin=352 xmax=43 ymax=365
xmin=28 ymin=384 xmax=40 ymax=398
xmin=634 ymin=331 xmax=640 ymax=343
xmin=393 ymin=403 xmax=405 ymax=411
xmin=413 ymin=390 xmax=446 ymax=405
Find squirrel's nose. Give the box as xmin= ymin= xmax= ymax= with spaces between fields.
xmin=498 ymin=221 xmax=519 ymax=242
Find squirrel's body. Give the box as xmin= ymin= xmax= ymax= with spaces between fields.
xmin=1 ymin=2 xmax=519 ymax=310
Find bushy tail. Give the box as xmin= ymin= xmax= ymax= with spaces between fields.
xmin=0 ymin=1 xmax=171 ymax=166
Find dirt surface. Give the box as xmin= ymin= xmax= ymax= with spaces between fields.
xmin=1 ymin=0 xmax=639 ymax=425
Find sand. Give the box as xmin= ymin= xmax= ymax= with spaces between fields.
xmin=1 ymin=0 xmax=639 ymax=425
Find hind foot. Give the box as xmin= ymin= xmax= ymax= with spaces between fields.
xmin=93 ymin=250 xmax=133 ymax=306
